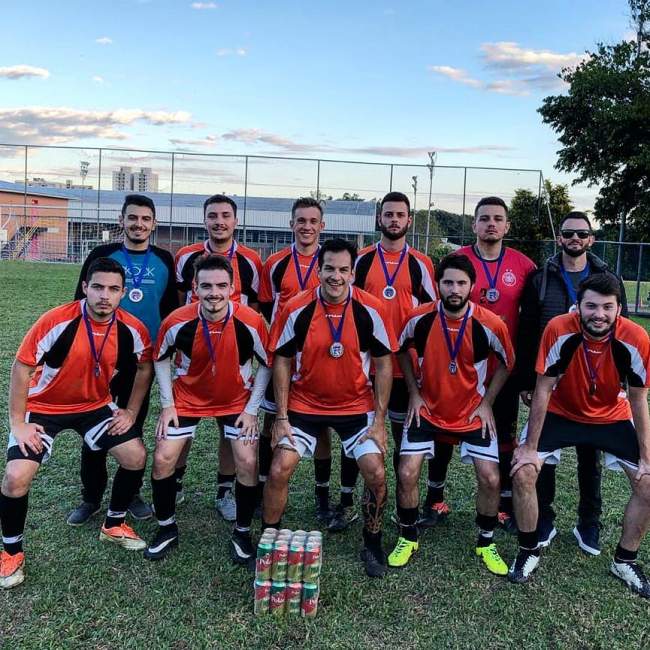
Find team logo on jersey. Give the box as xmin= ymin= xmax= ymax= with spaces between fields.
xmin=501 ymin=269 xmax=516 ymax=286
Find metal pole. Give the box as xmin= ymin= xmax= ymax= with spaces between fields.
xmin=96 ymin=148 xmax=102 ymax=240
xmin=411 ymin=175 xmax=418 ymax=247
xmin=635 ymin=243 xmax=643 ymax=315
xmin=389 ymin=164 xmax=394 ymax=191
xmin=616 ymin=212 xmax=625 ymax=276
xmin=23 ymin=145 xmax=28 ymax=222
xmin=536 ymin=171 xmax=542 ymax=225
xmin=425 ymin=152 xmax=435 ymax=255
xmin=169 ymin=152 xmax=175 ymax=250
xmin=461 ymin=167 xmax=467 ymax=246
xmin=316 ymin=159 xmax=320 ymax=199
xmin=242 ymin=156 xmax=248 ymax=243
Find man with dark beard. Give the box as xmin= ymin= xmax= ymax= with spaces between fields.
xmin=509 ymin=274 xmax=650 ymax=598
xmin=388 ymin=254 xmax=514 ymax=575
xmin=517 ymin=212 xmax=628 ymax=555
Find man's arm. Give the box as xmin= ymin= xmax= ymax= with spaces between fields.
xmin=629 ymin=386 xmax=650 ymax=478
xmin=372 ymin=355 xmax=392 ymax=423
xmin=271 ymin=355 xmax=294 ymax=447
xmin=8 ymin=359 xmax=44 ymax=456
xmin=153 ymin=357 xmax=178 ymax=439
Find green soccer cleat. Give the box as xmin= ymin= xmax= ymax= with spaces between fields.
xmin=476 ymin=543 xmax=508 ymax=576
xmin=388 ymin=536 xmax=419 ymax=568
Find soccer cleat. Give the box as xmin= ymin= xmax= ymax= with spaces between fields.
xmin=498 ymin=511 xmax=518 ymax=534
xmin=573 ymin=524 xmax=601 ymax=556
xmin=610 ymin=560 xmax=650 ymax=598
xmin=230 ymin=532 xmax=255 ymax=569
xmin=508 ymin=550 xmax=540 ymax=584
xmin=327 ymin=504 xmax=359 ymax=532
xmin=176 ymin=488 xmax=185 ymax=505
xmin=66 ymin=501 xmax=101 ymax=526
xmin=127 ymin=495 xmax=153 ymax=520
xmin=536 ymin=518 xmax=557 ymax=548
xmin=0 ymin=551 xmax=25 ymax=589
xmin=99 ymin=522 xmax=147 ymax=550
xmin=360 ymin=545 xmax=387 ymax=578
xmin=144 ymin=528 xmax=179 ymax=561
xmin=388 ymin=537 xmax=419 ymax=568
xmin=476 ymin=543 xmax=508 ymax=576
xmin=215 ymin=489 xmax=237 ymax=522
xmin=314 ymin=495 xmax=334 ymax=524
xmin=418 ymin=501 xmax=451 ymax=528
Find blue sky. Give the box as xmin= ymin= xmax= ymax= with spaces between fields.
xmin=0 ymin=0 xmax=634 ymax=210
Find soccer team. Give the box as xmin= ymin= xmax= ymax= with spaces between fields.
xmin=1 ymin=190 xmax=649 ymax=599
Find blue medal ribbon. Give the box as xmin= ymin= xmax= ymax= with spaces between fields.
xmin=292 ymin=244 xmax=319 ymax=290
xmin=376 ymin=243 xmax=408 ymax=289
xmin=121 ymin=245 xmax=151 ymax=292
xmin=438 ymin=302 xmax=471 ymax=374
xmin=199 ymin=304 xmax=231 ymax=375
xmin=319 ymin=287 xmax=351 ymax=347
xmin=82 ymin=302 xmax=117 ymax=377
xmin=560 ymin=261 xmax=590 ymax=307
xmin=473 ymin=245 xmax=505 ymax=292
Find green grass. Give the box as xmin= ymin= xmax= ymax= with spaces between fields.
xmin=1 ymin=261 xmax=650 ymax=650
xmin=623 ymin=280 xmax=650 ymax=314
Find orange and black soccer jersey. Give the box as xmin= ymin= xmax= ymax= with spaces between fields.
xmin=457 ymin=245 xmax=536 ymax=342
xmin=354 ymin=243 xmax=435 ymax=376
xmin=536 ymin=312 xmax=650 ymax=424
xmin=399 ymin=301 xmax=514 ymax=432
xmin=259 ymin=246 xmax=320 ymax=323
xmin=269 ymin=286 xmax=398 ymax=415
xmin=155 ymin=301 xmax=269 ymax=417
xmin=175 ymin=240 xmax=262 ymax=306
xmin=15 ymin=300 xmax=152 ymax=415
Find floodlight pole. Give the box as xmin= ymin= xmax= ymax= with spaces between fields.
xmin=80 ymin=160 xmax=89 ymax=244
xmin=411 ymin=175 xmax=418 ymax=246
xmin=425 ymin=152 xmax=436 ymax=254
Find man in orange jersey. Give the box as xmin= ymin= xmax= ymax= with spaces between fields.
xmin=0 ymin=258 xmax=153 ymax=589
xmin=145 ymin=255 xmax=270 ymax=566
xmin=174 ymin=194 xmax=263 ymax=520
xmin=428 ymin=197 xmax=535 ymax=531
xmin=264 ymin=238 xmax=397 ymax=577
xmin=387 ymin=254 xmax=514 ymax=576
xmin=337 ymin=191 xmax=436 ymax=532
xmin=509 ymin=274 xmax=650 ymax=598
xmin=258 ymin=197 xmax=334 ymax=523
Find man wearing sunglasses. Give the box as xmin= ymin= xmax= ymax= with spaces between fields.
xmin=517 ymin=211 xmax=628 ymax=556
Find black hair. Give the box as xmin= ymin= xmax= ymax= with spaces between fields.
xmin=435 ymin=253 xmax=477 ymax=284
xmin=474 ymin=196 xmax=508 ymax=218
xmin=559 ymin=211 xmax=592 ymax=232
xmin=291 ymin=197 xmax=324 ymax=219
xmin=86 ymin=257 xmax=126 ymax=285
xmin=317 ymin=238 xmax=357 ymax=268
xmin=121 ymin=194 xmax=156 ymax=218
xmin=380 ymin=191 xmax=410 ymax=214
xmin=577 ymin=273 xmax=621 ymax=305
xmin=193 ymin=253 xmax=234 ymax=283
xmin=203 ymin=194 xmax=238 ymax=217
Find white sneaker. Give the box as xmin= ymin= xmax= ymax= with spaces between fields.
xmin=508 ymin=550 xmax=540 ymax=584
xmin=610 ymin=560 xmax=650 ymax=598
xmin=215 ymin=488 xmax=236 ymax=521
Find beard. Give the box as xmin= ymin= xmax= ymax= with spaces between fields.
xmin=380 ymin=224 xmax=409 ymax=241
xmin=581 ymin=316 xmax=615 ymax=339
xmin=561 ymin=241 xmax=588 ymax=258
xmin=441 ymin=294 xmax=469 ymax=314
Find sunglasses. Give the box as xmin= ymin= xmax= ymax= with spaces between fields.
xmin=561 ymin=229 xmax=591 ymax=240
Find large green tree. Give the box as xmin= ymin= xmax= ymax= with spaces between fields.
xmin=538 ymin=0 xmax=650 ymax=242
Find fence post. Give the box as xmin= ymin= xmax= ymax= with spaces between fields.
xmin=169 ymin=152 xmax=175 ymax=250
xmin=635 ymin=243 xmax=644 ymax=315
xmin=461 ymin=167 xmax=467 ymax=245
xmin=96 ymin=148 xmax=102 ymax=240
xmin=316 ymin=159 xmax=320 ymax=199
xmin=243 ymin=156 xmax=248 ymax=243
xmin=389 ymin=164 xmax=394 ymax=191
xmin=23 ymin=145 xmax=28 ymax=222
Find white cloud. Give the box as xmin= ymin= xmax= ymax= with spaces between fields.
xmin=0 ymin=106 xmax=193 ymax=145
xmin=428 ymin=65 xmax=482 ymax=88
xmin=0 ymin=65 xmax=50 ymax=80
xmin=191 ymin=2 xmax=218 ymax=8
xmin=92 ymin=75 xmax=105 ymax=84
xmin=169 ymin=134 xmax=219 ymax=148
xmin=217 ymin=48 xmax=247 ymax=57
xmin=95 ymin=37 xmax=113 ymax=45
xmin=481 ymin=41 xmax=585 ymax=71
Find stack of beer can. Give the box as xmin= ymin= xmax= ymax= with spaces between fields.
xmin=254 ymin=528 xmax=322 ymax=617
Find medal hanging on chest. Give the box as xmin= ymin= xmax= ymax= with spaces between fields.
xmin=439 ymin=303 xmax=470 ymax=376
xmin=376 ymin=243 xmax=407 ymax=301
xmin=292 ymin=244 xmax=319 ymax=291
xmin=475 ymin=245 xmax=504 ymax=304
xmin=320 ymin=289 xmax=352 ymax=359
xmin=82 ymin=303 xmax=116 ymax=377
xmin=200 ymin=304 xmax=231 ymax=376
xmin=121 ymin=245 xmax=151 ymax=305
xmin=581 ymin=332 xmax=611 ymax=398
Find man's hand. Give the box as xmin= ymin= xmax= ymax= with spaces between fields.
xmin=235 ymin=412 xmax=259 ymax=445
xmin=405 ymin=390 xmax=430 ymax=429
xmin=11 ymin=422 xmax=44 ymax=457
xmin=156 ymin=406 xmax=179 ymax=440
xmin=519 ymin=390 xmax=533 ymax=408
xmin=107 ymin=408 xmax=135 ymax=436
xmin=510 ymin=442 xmax=542 ymax=476
xmin=271 ymin=418 xmax=294 ymax=449
xmin=468 ymin=399 xmax=496 ymax=440
xmin=635 ymin=457 xmax=650 ymax=483
xmin=359 ymin=418 xmax=387 ymax=456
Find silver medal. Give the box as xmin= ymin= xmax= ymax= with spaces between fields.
xmin=382 ymin=285 xmax=397 ymax=300
xmin=329 ymin=342 xmax=345 ymax=358
xmin=449 ymin=361 xmax=457 ymax=375
xmin=485 ymin=288 xmax=500 ymax=303
xmin=129 ymin=288 xmax=144 ymax=303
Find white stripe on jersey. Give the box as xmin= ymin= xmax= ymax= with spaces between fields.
xmin=125 ymin=322 xmax=148 ymax=360
xmin=543 ymin=333 xmax=574 ymax=374
xmin=412 ymin=254 xmax=436 ymax=301
xmin=620 ymin=339 xmax=648 ymax=385
xmin=481 ymin=322 xmax=510 ymax=368
xmin=275 ymin=302 xmax=312 ymax=351
xmin=35 ymin=318 xmax=75 ymax=364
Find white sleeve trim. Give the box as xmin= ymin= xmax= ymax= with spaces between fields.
xmin=154 ymin=358 xmax=175 ymax=408
xmin=244 ymin=365 xmax=272 ymax=415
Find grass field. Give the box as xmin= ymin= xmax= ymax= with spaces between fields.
xmin=1 ymin=261 xmax=650 ymax=650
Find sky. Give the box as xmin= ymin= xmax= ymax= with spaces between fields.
xmin=0 ymin=0 xmax=635 ymax=211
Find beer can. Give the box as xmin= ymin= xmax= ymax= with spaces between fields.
xmin=271 ymin=539 xmax=289 ymax=582
xmin=307 ymin=530 xmax=322 ymax=540
xmin=303 ymin=539 xmax=322 ymax=583
xmin=286 ymin=581 xmax=302 ymax=615
xmin=301 ymin=582 xmax=319 ymax=618
xmin=254 ymin=579 xmax=272 ymax=615
xmin=287 ymin=539 xmax=305 ymax=582
xmin=278 ymin=528 xmax=293 ymax=537
xmin=263 ymin=527 xmax=278 ymax=538
xmin=255 ymin=538 xmax=274 ymax=581
xmin=270 ymin=581 xmax=286 ymax=615
xmin=292 ymin=529 xmax=307 ymax=538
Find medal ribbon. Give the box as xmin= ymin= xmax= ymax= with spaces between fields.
xmin=319 ymin=288 xmax=351 ymax=348
xmin=439 ymin=301 xmax=471 ymax=368
xmin=200 ymin=303 xmax=231 ymax=371
xmin=560 ymin=262 xmax=590 ymax=306
xmin=121 ymin=245 xmax=151 ymax=291
xmin=376 ymin=243 xmax=408 ymax=289
xmin=473 ymin=245 xmax=505 ymax=292
xmin=82 ymin=302 xmax=117 ymax=376
xmin=206 ymin=239 xmax=236 ymax=261
xmin=292 ymin=244 xmax=319 ymax=290
xmin=581 ymin=331 xmax=611 ymax=394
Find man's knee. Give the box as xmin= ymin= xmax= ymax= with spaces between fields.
xmin=116 ymin=441 xmax=146 ymax=470
xmin=513 ymin=463 xmax=539 ymax=493
xmin=398 ymin=458 xmax=420 ymax=489
xmin=152 ymin=444 xmax=180 ymax=478
xmin=477 ymin=463 xmax=500 ymax=493
xmin=236 ymin=451 xmax=258 ymax=481
xmin=633 ymin=474 xmax=650 ymax=504
xmin=361 ymin=456 xmax=386 ymax=491
xmin=268 ymin=452 xmax=296 ymax=485
xmin=1 ymin=463 xmax=35 ymax=497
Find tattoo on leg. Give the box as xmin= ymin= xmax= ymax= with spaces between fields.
xmin=361 ymin=484 xmax=387 ymax=534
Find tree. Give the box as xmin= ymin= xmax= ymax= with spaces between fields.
xmin=538 ymin=0 xmax=650 ymax=243
xmin=309 ymin=190 xmax=332 ymax=201
xmin=337 ymin=192 xmax=362 ymax=201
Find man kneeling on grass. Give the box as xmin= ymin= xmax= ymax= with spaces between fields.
xmin=509 ymin=274 xmax=650 ymax=597
xmin=0 ymin=258 xmax=153 ymax=589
